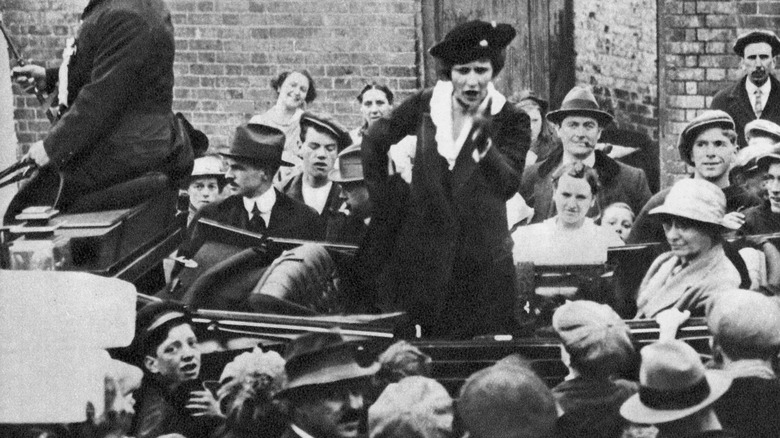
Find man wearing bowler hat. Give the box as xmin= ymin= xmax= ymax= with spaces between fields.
xmin=326 ymin=144 xmax=372 ymax=244
xmin=187 ymin=123 xmax=324 ymax=243
xmin=712 ymin=30 xmax=780 ymax=148
xmin=520 ymin=85 xmax=651 ymax=223
xmin=275 ymin=330 xmax=379 ymax=438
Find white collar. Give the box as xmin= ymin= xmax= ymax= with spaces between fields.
xmin=242 ymin=187 xmax=276 ymax=218
xmin=429 ymin=80 xmax=506 ymax=170
xmin=746 ymin=78 xmax=771 ymax=97
xmin=290 ymin=424 xmax=317 ymax=438
xmin=562 ymin=151 xmax=596 ymax=168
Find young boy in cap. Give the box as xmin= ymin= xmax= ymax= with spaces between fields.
xmin=708 ymin=290 xmax=780 ymax=437
xmin=620 ymin=340 xmax=733 ymax=438
xmin=712 ymin=30 xmax=780 ymax=147
xmin=552 ymin=300 xmax=637 ymax=438
xmin=521 ymin=85 xmax=651 ymax=223
xmin=282 ymin=113 xmax=352 ymax=223
xmin=185 ymin=154 xmax=226 ymax=225
xmin=130 ymin=301 xmax=223 ymax=438
xmin=275 ymin=330 xmax=379 ymax=438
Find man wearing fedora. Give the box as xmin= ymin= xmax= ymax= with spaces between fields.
xmin=620 ymin=340 xmax=733 ymax=438
xmin=187 ymin=123 xmax=324 ymax=243
xmin=520 ymin=86 xmax=651 ymax=224
xmin=275 ymin=330 xmax=379 ymax=438
xmin=326 ymin=144 xmax=372 ymax=244
xmin=712 ymin=30 xmax=780 ymax=148
xmin=706 ymin=290 xmax=780 ymax=437
xmin=282 ymin=113 xmax=353 ymax=226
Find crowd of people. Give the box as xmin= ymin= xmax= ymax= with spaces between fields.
xmin=6 ymin=0 xmax=780 ymax=432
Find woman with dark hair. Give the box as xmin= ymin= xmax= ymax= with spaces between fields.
xmin=362 ymin=20 xmax=530 ymax=338
xmin=635 ymin=178 xmax=742 ymax=318
xmin=508 ymin=90 xmax=561 ymax=166
xmin=249 ymin=70 xmax=316 ymax=182
xmin=352 ymin=83 xmax=416 ymax=183
xmin=511 ymin=162 xmax=623 ymax=265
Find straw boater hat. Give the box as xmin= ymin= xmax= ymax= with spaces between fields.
xmin=676 ymin=110 xmax=734 ymax=166
xmin=429 ymin=20 xmax=516 ymax=67
xmin=620 ymin=340 xmax=732 ymax=424
xmin=649 ymin=178 xmax=727 ymax=228
xmin=733 ymin=29 xmax=780 ymax=57
xmin=329 ymin=144 xmax=364 ymax=183
xmin=221 ymin=123 xmax=292 ymax=167
xmin=277 ymin=330 xmax=379 ymax=396
xmin=546 ymin=86 xmax=613 ymax=127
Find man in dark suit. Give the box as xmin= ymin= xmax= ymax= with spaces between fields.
xmin=712 ymin=30 xmax=780 ymax=148
xmin=281 ymin=113 xmax=352 ymax=227
xmin=521 ymin=86 xmax=652 ymax=223
xmin=186 ymin=123 xmax=323 ymax=246
xmin=6 ymin=0 xmax=189 ymax=222
xmin=275 ymin=330 xmax=378 ymax=438
xmin=326 ymin=144 xmax=372 ymax=244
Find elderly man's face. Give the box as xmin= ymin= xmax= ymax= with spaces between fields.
xmin=293 ymin=378 xmax=369 ymax=438
xmin=557 ymin=116 xmax=602 ymax=160
xmin=690 ymin=127 xmax=736 ymax=182
xmin=300 ymin=127 xmax=339 ymax=186
xmin=742 ymin=42 xmax=775 ymax=86
xmin=144 ymin=324 xmax=201 ymax=384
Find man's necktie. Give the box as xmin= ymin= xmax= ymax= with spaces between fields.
xmin=248 ymin=203 xmax=266 ymax=233
xmin=755 ymin=88 xmax=764 ymax=118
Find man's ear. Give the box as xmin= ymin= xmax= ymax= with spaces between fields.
xmin=595 ymin=126 xmax=604 ymax=142
xmin=144 ymin=355 xmax=159 ymax=374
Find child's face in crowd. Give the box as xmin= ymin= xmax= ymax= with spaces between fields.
xmin=601 ymin=206 xmax=633 ymax=242
xmin=188 ymin=177 xmax=221 ymax=211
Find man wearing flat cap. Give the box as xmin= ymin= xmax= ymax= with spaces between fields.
xmin=362 ymin=19 xmax=529 ymax=337
xmin=712 ymin=30 xmax=780 ymax=148
xmin=275 ymin=330 xmax=379 ymax=438
xmin=729 ymin=119 xmax=780 ymax=203
xmin=707 ymin=290 xmax=780 ymax=437
xmin=186 ymin=123 xmax=324 ymax=246
xmin=743 ymin=149 xmax=780 ymax=234
xmin=282 ymin=113 xmax=352 ymax=227
xmin=520 ymin=85 xmax=651 ymax=223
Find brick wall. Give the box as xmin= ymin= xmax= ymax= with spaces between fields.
xmin=572 ymin=0 xmax=658 ymax=140
xmin=658 ymin=0 xmax=780 ymax=187
xmin=2 ymin=0 xmax=420 ymax=155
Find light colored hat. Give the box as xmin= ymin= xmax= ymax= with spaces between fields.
xmin=756 ymin=145 xmax=780 ymax=170
xmin=547 ymin=86 xmax=613 ymax=126
xmin=369 ymin=376 xmax=453 ymax=438
xmin=457 ymin=358 xmax=557 ymax=438
xmin=277 ymin=330 xmax=379 ymax=395
xmin=620 ymin=340 xmax=732 ymax=424
xmin=745 ymin=119 xmax=780 ymax=141
xmin=329 ymin=144 xmax=364 ymax=183
xmin=733 ymin=29 xmax=780 ymax=57
xmin=649 ymin=178 xmax=726 ymax=227
xmin=552 ymin=300 xmax=634 ymax=377
xmin=707 ymin=290 xmax=780 ymax=355
xmin=677 ymin=110 xmax=735 ymax=166
xmin=191 ymin=155 xmax=224 ymax=178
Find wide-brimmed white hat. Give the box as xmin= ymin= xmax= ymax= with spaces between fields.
xmin=649 ymin=179 xmax=726 ymax=227
xmin=620 ymin=340 xmax=732 ymax=424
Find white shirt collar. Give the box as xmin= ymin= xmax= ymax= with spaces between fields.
xmin=429 ymin=80 xmax=506 ymax=170
xmin=242 ymin=187 xmax=276 ymax=225
xmin=290 ymin=424 xmax=317 ymax=438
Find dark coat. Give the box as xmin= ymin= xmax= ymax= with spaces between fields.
xmin=362 ymin=87 xmax=530 ymax=337
xmin=281 ymin=173 xmax=343 ymax=219
xmin=131 ymin=376 xmax=221 ymax=438
xmin=44 ymin=0 xmax=178 ymax=190
xmin=520 ymin=148 xmax=652 ymax=223
xmin=713 ymin=376 xmax=780 ymax=438
xmin=325 ymin=213 xmax=369 ymax=245
xmin=743 ymin=201 xmax=780 ymax=235
xmin=190 ymin=190 xmax=325 ymax=242
xmin=711 ymin=74 xmax=780 ymax=148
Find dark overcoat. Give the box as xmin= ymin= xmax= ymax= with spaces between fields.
xmin=711 ymin=74 xmax=780 ymax=148
xmin=362 ymin=88 xmax=530 ymax=337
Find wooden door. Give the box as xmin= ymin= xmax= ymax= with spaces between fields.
xmin=421 ymin=0 xmax=574 ymax=107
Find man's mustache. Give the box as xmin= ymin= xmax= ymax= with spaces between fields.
xmin=339 ymin=408 xmax=363 ymax=424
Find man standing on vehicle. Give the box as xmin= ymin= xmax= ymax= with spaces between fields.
xmin=5 ymin=0 xmax=190 ymax=222
xmin=712 ymin=30 xmax=780 ymax=148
